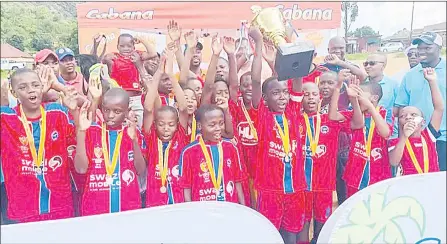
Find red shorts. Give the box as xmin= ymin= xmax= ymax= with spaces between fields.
xmin=347 ymin=186 xmax=359 ymax=199
xmin=304 ymin=191 xmax=333 ymax=223
xmin=257 ymin=191 xmax=305 ymax=233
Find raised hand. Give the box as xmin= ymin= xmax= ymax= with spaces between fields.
xmin=184 ymin=31 xmax=197 ymax=49
xmin=262 ymin=43 xmax=276 ymax=64
xmin=1 ymin=78 xmax=9 ymax=106
xmin=61 ymin=86 xmax=79 ymax=111
xmin=88 ymin=76 xmax=102 ymax=102
xmin=324 ymin=54 xmax=341 ymax=66
xmin=133 ymin=36 xmax=142 ymax=45
xmin=130 ymin=51 xmax=142 ymax=65
xmin=211 ymin=34 xmax=223 ymax=55
xmin=337 ymin=69 xmax=351 ymax=89
xmin=168 ymin=20 xmax=182 ymax=42
xmin=78 ymin=100 xmax=93 ymax=131
xmin=167 ymin=41 xmax=179 ymax=54
xmin=248 ymin=25 xmax=263 ymax=43
xmin=223 ymin=36 xmax=236 ymax=55
xmin=38 ymin=66 xmax=53 ymax=94
xmin=423 ymin=67 xmax=437 ymax=83
xmin=403 ymin=120 xmax=417 ymax=138
xmin=126 ymin=110 xmax=138 ymax=140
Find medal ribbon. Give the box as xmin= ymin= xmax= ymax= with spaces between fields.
xmin=158 ymin=139 xmax=172 ymax=187
xmin=190 ymin=115 xmax=197 ymax=143
xmin=274 ymin=114 xmax=290 ymax=155
xmin=101 ymin=124 xmax=123 ymax=176
xmin=198 ymin=136 xmax=223 ymax=191
xmin=20 ymin=105 xmax=46 ymax=168
xmin=364 ymin=107 xmax=381 ymax=159
xmin=303 ymin=112 xmax=321 ymax=156
xmin=405 ymin=137 xmax=429 ymax=174
xmin=241 ymin=102 xmax=258 ymax=141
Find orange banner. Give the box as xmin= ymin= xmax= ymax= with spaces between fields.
xmin=77 ymin=2 xmax=341 ymax=30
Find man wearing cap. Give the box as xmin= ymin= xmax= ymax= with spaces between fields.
xmin=395 ymin=32 xmax=446 ymax=171
xmin=56 ymin=47 xmax=87 ymax=97
xmin=35 ymin=49 xmax=66 ymax=102
xmin=174 ymin=42 xmax=207 ymax=84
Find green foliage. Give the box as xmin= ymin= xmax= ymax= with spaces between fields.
xmin=349 ymin=26 xmax=378 ymax=37
xmin=442 ymin=47 xmax=446 ymax=57
xmin=341 ymin=2 xmax=359 ymax=38
xmin=345 ymin=52 xmax=369 ymax=61
xmin=1 ymin=2 xmax=79 ymax=54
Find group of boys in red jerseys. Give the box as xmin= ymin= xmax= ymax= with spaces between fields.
xmin=0 ymin=19 xmax=443 ymax=244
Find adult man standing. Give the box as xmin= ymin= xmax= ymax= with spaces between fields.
xmin=56 ymin=47 xmax=87 ymax=97
xmin=405 ymin=45 xmax=420 ymax=69
xmin=364 ymin=53 xmax=399 ymax=138
xmin=395 ymin=32 xmax=446 ymax=171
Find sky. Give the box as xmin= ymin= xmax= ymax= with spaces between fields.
xmin=350 ymin=2 xmax=446 ymax=37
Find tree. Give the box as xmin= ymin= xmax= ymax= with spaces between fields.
xmin=349 ymin=26 xmax=378 ymax=37
xmin=7 ymin=35 xmax=25 ymax=51
xmin=342 ymin=2 xmax=359 ymax=38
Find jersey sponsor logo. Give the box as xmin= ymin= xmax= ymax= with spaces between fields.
xmin=122 ymin=169 xmax=135 ymax=186
xmin=353 ymin=141 xmax=367 ymax=159
xmin=200 ymin=161 xmax=208 ymax=172
xmin=268 ymin=140 xmax=298 ymax=160
xmin=89 ymin=173 xmax=120 ymax=191
xmin=199 ymin=187 xmax=218 ymax=201
xmin=226 ymin=181 xmax=234 ymax=196
xmin=371 ymin=148 xmax=382 ymax=161
xmin=237 ymin=122 xmax=257 ymax=145
xmin=316 ymin=145 xmax=327 ymax=158
xmin=19 ymin=136 xmax=29 ymax=153
xmin=51 ymin=131 xmax=59 ymax=141
xmin=321 ymin=125 xmax=329 ymax=134
xmin=171 ymin=165 xmax=180 ymax=180
xmin=48 ymin=156 xmax=62 ymax=171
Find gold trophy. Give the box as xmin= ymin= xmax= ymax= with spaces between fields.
xmin=251 ymin=5 xmax=315 ymax=79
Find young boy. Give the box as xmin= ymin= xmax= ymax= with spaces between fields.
xmin=74 ymin=87 xmax=147 ymax=216
xmin=330 ymin=76 xmax=393 ymax=198
xmin=249 ymin=27 xmax=306 ymax=244
xmin=178 ymin=104 xmax=245 ymax=204
xmin=142 ymin=53 xmax=189 ymax=207
xmin=318 ymin=71 xmax=339 ymax=114
xmin=1 ymin=67 xmax=79 ymax=223
xmin=301 ymin=81 xmax=355 ymax=243
xmin=389 ymin=68 xmax=443 ymax=175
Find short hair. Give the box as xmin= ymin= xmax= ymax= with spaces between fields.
xmin=155 ymin=104 xmax=179 ymax=118
xmin=262 ymin=76 xmax=279 ymax=94
xmin=195 ymin=104 xmax=223 ymax=123
xmin=214 ymin=79 xmax=228 ymax=88
xmin=218 ymin=57 xmax=229 ymax=65
xmin=103 ymin=87 xmax=130 ymax=105
xmin=118 ymin=33 xmax=134 ymax=44
xmin=10 ymin=68 xmax=36 ymax=87
xmin=320 ymin=70 xmax=338 ymax=79
xmin=360 ymin=82 xmax=383 ymax=101
xmin=240 ymin=71 xmax=251 ymax=84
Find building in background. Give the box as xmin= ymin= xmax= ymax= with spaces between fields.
xmin=384 ymin=22 xmax=446 ymax=47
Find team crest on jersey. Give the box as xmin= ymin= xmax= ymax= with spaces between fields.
xmin=67 ymin=145 xmax=76 ymax=157
xmin=226 ymin=159 xmax=232 ymax=168
xmin=48 ymin=156 xmax=63 ymax=171
xmin=94 ymin=147 xmax=103 ymax=159
xmin=171 ymin=165 xmax=180 ymax=180
xmin=316 ymin=145 xmax=327 ymax=158
xmin=321 ymin=126 xmax=329 ymax=134
xmin=371 ymin=148 xmax=382 ymax=161
xmin=128 ymin=151 xmax=134 ymax=161
xmin=122 ymin=169 xmax=135 ymax=186
xmin=51 ymin=131 xmax=59 ymax=141
xmin=19 ymin=136 xmax=28 ymax=146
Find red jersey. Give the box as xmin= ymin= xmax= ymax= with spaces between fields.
xmin=343 ymin=107 xmax=393 ymax=189
xmin=145 ymin=126 xmax=188 ymax=207
xmin=302 ymin=111 xmax=353 ymax=191
xmin=178 ymin=138 xmax=244 ymax=203
xmin=110 ymin=51 xmax=144 ymax=91
xmin=228 ymin=98 xmax=258 ymax=177
xmin=253 ymin=91 xmax=306 ymax=193
xmin=303 ymin=65 xmax=324 ymax=84
xmin=388 ymin=124 xmax=440 ymax=176
xmin=79 ymin=123 xmax=147 ymax=216
xmin=140 ymin=93 xmax=177 ymax=109
xmin=0 ymin=103 xmax=75 ymax=222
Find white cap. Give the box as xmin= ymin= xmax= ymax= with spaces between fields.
xmin=405 ymin=44 xmax=418 ymax=55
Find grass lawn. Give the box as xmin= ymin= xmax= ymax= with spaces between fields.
xmin=345 ymin=52 xmax=369 ymax=61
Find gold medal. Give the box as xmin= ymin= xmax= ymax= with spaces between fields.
xmin=35 ymin=167 xmax=42 ymax=175
xmin=158 ymin=139 xmax=172 ymax=190
xmin=160 ymin=186 xmax=167 ymax=193
xmin=19 ymin=105 xmax=46 ymax=171
xmin=106 ymin=175 xmax=113 ymax=185
xmin=199 ymin=136 xmax=223 ymax=191
xmin=303 ymin=111 xmax=321 ymax=156
xmin=405 ymin=136 xmax=429 ymax=174
xmin=274 ymin=114 xmax=291 ymax=162
xmin=101 ymin=123 xmax=123 ymax=177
